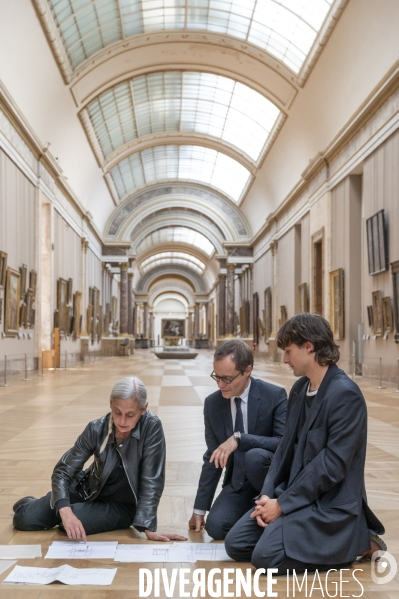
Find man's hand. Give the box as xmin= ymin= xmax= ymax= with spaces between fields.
xmin=250 ymin=497 xmax=282 ymax=528
xmin=188 ymin=513 xmax=206 ymax=532
xmin=209 ymin=435 xmax=238 ymax=468
xmin=145 ymin=530 xmax=187 ymax=542
xmin=59 ymin=506 xmax=87 ymax=542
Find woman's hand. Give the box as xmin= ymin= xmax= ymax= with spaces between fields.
xmin=145 ymin=530 xmax=187 ymax=542
xmin=59 ymin=506 xmax=87 ymax=542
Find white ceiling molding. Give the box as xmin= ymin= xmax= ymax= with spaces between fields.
xmin=104 ymin=183 xmax=251 ymax=240
xmin=136 ymin=264 xmax=207 ymax=293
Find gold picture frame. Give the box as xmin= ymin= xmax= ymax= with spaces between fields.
xmin=382 ymin=296 xmax=393 ymax=332
xmin=329 ymin=268 xmax=344 ymax=340
xmin=264 ymin=287 xmax=272 ymax=339
xmin=29 ymin=270 xmax=37 ymax=299
xmin=5 ymin=267 xmax=21 ymax=336
xmin=73 ymin=291 xmax=82 ymax=339
xmin=372 ymin=290 xmax=383 ymax=336
xmin=25 ymin=288 xmax=34 ymax=327
xmin=0 ymin=251 xmax=7 ymax=288
xmin=57 ymin=278 xmax=68 ymax=334
xmin=20 ymin=264 xmax=28 ymax=300
xmin=297 ymin=282 xmax=309 ymax=313
xmin=278 ymin=305 xmax=287 ymax=329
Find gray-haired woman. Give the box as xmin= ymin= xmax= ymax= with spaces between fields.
xmin=13 ymin=376 xmax=186 ymax=543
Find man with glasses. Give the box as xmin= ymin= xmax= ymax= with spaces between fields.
xmin=188 ymin=339 xmax=287 ymax=540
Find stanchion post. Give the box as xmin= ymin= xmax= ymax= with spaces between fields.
xmin=352 ymin=341 xmax=356 ymax=379
xmin=0 ymin=355 xmax=9 ymax=387
xmin=376 ymin=357 xmax=386 ymax=389
xmin=22 ymin=353 xmax=30 ymax=381
xmin=39 ymin=350 xmax=44 ymax=377
xmin=396 ymin=358 xmax=399 ymax=393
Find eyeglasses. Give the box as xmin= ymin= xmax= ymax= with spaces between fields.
xmin=210 ymin=371 xmax=243 ymax=385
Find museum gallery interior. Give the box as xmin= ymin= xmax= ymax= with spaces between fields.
xmin=0 ymin=0 xmax=398 ymax=595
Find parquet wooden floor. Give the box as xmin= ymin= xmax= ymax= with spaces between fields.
xmin=0 ymin=350 xmax=397 ymax=598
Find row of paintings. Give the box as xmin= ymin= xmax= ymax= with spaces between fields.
xmin=0 ymin=251 xmax=37 ymax=336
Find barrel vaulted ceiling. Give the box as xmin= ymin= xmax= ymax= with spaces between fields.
xmin=34 ymin=0 xmax=345 ymax=289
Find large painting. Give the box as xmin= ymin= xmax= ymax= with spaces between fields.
xmin=5 ymin=267 xmax=21 ymax=336
xmin=372 ymin=290 xmax=383 ymax=336
xmin=391 ymin=260 xmax=399 ymax=343
xmin=162 ymin=319 xmax=185 ymax=338
xmin=366 ymin=210 xmax=388 ymax=275
xmin=57 ymin=278 xmax=68 ymax=333
xmin=329 ymin=268 xmax=344 ymax=340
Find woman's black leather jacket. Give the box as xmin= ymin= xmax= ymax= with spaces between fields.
xmin=50 ymin=410 xmax=165 ymax=532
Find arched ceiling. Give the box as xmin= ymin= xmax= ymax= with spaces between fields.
xmin=136 ymin=227 xmax=215 ymax=258
xmin=44 ymin=0 xmax=333 ymax=75
xmin=136 ymin=265 xmax=207 ymax=293
xmin=34 ymin=0 xmax=346 ymax=296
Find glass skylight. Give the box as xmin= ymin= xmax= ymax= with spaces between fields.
xmin=87 ymin=72 xmax=280 ymax=162
xmin=140 ymin=251 xmax=206 ymax=275
xmin=110 ymin=145 xmax=251 ymax=202
xmin=137 ymin=227 xmax=215 ymax=256
xmin=48 ymin=0 xmax=333 ymax=73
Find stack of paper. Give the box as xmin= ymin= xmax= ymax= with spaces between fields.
xmin=3 ymin=564 xmax=117 ymax=586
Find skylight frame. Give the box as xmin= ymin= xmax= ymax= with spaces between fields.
xmin=48 ymin=0 xmax=334 ymax=73
xmin=136 ymin=227 xmax=215 ymax=257
xmin=110 ymin=144 xmax=251 ymax=203
xmin=86 ymin=71 xmax=280 ymax=163
xmin=140 ymin=251 xmax=207 ymax=275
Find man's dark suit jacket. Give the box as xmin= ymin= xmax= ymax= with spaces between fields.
xmin=194 ymin=377 xmax=287 ymax=512
xmin=261 ymin=364 xmax=384 ymax=565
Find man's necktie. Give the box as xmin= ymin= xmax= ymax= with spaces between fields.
xmin=231 ymin=397 xmax=245 ymax=490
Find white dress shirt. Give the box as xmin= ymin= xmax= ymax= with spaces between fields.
xmin=194 ymin=380 xmax=251 ymax=516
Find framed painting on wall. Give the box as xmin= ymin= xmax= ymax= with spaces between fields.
xmin=391 ymin=260 xmax=399 ymax=342
xmin=297 ymin=282 xmax=309 ymax=313
xmin=372 ymin=290 xmax=383 ymax=336
xmin=25 ymin=288 xmax=34 ymax=327
xmin=5 ymin=267 xmax=21 ymax=336
xmin=329 ymin=268 xmax=344 ymax=340
xmin=73 ymin=291 xmax=82 ymax=338
xmin=0 ymin=251 xmax=7 ymax=288
xmin=366 ymin=210 xmax=388 ymax=275
xmin=20 ymin=264 xmax=27 ymax=300
xmin=67 ymin=278 xmax=73 ymax=305
xmin=29 ymin=270 xmax=37 ymax=299
xmin=278 ymin=305 xmax=287 ymax=328
xmin=382 ymin=296 xmax=393 ymax=332
xmin=57 ymin=278 xmax=68 ymax=333
xmin=367 ymin=305 xmax=374 ymax=328
xmin=264 ymin=287 xmax=272 ymax=339
xmin=161 ymin=319 xmax=185 ymax=338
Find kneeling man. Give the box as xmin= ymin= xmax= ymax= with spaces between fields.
xmin=225 ymin=314 xmax=385 ymax=572
xmin=189 ymin=339 xmax=287 ymax=540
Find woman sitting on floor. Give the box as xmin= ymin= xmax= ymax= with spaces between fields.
xmin=13 ymin=376 xmax=186 ymax=543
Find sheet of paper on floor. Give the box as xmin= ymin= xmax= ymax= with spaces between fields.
xmin=0 ymin=545 xmax=42 ymax=559
xmin=45 ymin=541 xmax=118 ymax=559
xmin=3 ymin=565 xmax=118 ymax=586
xmin=180 ymin=543 xmax=233 ymax=562
xmin=114 ymin=543 xmax=196 ymax=563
